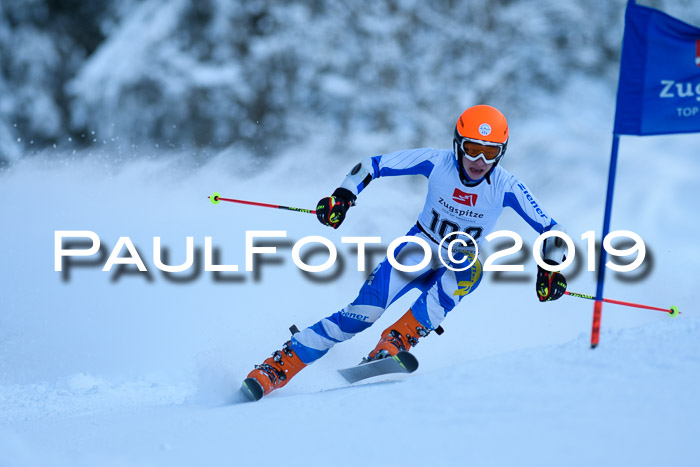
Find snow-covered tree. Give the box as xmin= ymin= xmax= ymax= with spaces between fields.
xmin=1 ymin=0 xmax=698 ymax=165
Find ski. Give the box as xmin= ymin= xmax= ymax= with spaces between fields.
xmin=240 ymin=352 xmax=419 ymax=401
xmin=240 ymin=377 xmax=265 ymax=401
xmin=337 ymin=351 xmax=419 ymax=384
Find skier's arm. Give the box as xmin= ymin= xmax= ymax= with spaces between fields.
xmin=502 ymin=177 xmax=568 ymax=301
xmin=339 ymin=148 xmax=440 ymax=198
xmin=317 ymin=149 xmax=440 ymax=229
xmin=502 ymin=178 xmax=567 ymax=260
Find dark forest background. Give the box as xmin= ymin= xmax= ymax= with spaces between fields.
xmin=1 ymin=0 xmax=698 ymax=165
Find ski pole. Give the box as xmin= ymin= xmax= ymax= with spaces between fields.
xmin=208 ymin=192 xmax=316 ymax=214
xmin=564 ymin=291 xmax=680 ymax=317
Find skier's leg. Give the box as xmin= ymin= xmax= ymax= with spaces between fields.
xmin=290 ymin=249 xmax=435 ymax=363
xmin=246 ymin=226 xmax=433 ymax=395
xmin=367 ymin=254 xmax=483 ymax=359
xmin=290 ymin=226 xmax=435 ymax=364
xmin=411 ymin=254 xmax=484 ymax=330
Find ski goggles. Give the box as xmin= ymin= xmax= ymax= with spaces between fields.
xmin=459 ymin=137 xmax=505 ymax=164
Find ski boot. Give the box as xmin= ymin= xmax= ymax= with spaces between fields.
xmin=364 ymin=308 xmax=431 ymax=362
xmin=242 ymin=341 xmax=306 ymax=400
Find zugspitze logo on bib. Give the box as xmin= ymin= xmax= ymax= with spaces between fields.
xmin=478 ymin=123 xmax=491 ymax=136
xmin=452 ymin=188 xmax=478 ymax=206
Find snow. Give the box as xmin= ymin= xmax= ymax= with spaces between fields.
xmin=1 ymin=319 xmax=698 ymax=466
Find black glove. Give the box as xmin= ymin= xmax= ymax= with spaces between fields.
xmin=536 ymin=260 xmax=567 ymax=302
xmin=316 ymin=188 xmax=356 ymax=229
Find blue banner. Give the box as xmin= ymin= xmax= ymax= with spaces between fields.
xmin=614 ymin=2 xmax=700 ymax=135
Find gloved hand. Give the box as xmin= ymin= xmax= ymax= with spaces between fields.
xmin=316 ymin=188 xmax=356 ymax=229
xmin=536 ymin=260 xmax=567 ymax=302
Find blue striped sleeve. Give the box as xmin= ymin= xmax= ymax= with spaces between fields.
xmin=372 ymin=148 xmax=437 ymax=179
xmin=502 ymin=178 xmax=557 ymax=234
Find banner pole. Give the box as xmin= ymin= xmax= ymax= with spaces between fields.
xmin=591 ymin=134 xmax=621 ymax=349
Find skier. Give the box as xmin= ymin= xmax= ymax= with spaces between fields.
xmin=244 ymin=105 xmax=568 ymax=398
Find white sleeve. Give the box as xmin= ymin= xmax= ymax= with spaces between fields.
xmin=339 ymin=148 xmax=439 ymax=197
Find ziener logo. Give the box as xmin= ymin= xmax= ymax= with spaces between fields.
xmin=452 ymin=188 xmax=478 ymax=206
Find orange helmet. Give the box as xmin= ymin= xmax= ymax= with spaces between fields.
xmin=453 ymin=105 xmax=509 ymax=183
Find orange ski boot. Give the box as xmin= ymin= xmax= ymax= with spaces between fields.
xmin=365 ymin=308 xmax=431 ymax=362
xmin=242 ymin=341 xmax=307 ymax=400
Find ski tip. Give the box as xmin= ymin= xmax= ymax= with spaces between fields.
xmin=240 ymin=377 xmax=264 ymax=402
xmin=394 ymin=351 xmax=419 ymax=373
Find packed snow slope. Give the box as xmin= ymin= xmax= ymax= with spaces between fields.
xmin=1 ymin=86 xmax=699 ymax=466
xmin=2 ymin=318 xmax=699 ymax=467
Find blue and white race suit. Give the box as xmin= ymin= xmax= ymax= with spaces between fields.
xmin=290 ymin=148 xmax=564 ymax=364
